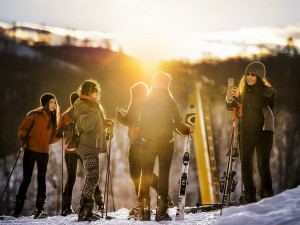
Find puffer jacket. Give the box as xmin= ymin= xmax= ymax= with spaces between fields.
xmin=74 ymin=95 xmax=107 ymax=155
xmin=226 ymin=84 xmax=275 ymax=133
xmin=18 ymin=109 xmax=56 ymax=153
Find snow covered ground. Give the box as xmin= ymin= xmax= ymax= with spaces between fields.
xmin=1 ymin=185 xmax=300 ymax=225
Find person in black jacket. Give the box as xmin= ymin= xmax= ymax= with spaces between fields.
xmin=116 ymin=82 xmax=173 ymax=216
xmin=136 ymin=71 xmax=193 ymax=221
xmin=226 ymin=62 xmax=275 ymax=204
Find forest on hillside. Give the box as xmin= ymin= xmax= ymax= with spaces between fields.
xmin=0 ymin=37 xmax=299 ymax=216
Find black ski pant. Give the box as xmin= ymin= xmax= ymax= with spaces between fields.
xmin=16 ymin=149 xmax=49 ymax=199
xmin=64 ymin=153 xmax=81 ymax=196
xmin=128 ymin=140 xmax=159 ymax=196
xmin=80 ymin=153 xmax=100 ymax=199
xmin=139 ymin=140 xmax=174 ymax=199
xmin=64 ymin=153 xmax=102 ymax=197
xmin=241 ymin=130 xmax=273 ymax=192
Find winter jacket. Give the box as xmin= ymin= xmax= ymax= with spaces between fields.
xmin=226 ymin=84 xmax=275 ymax=133
xmin=138 ymin=90 xmax=190 ymax=142
xmin=57 ymin=107 xmax=78 ymax=153
xmin=18 ymin=109 xmax=57 ymax=153
xmin=116 ymin=101 xmax=141 ymax=142
xmin=74 ymin=95 xmax=107 ymax=155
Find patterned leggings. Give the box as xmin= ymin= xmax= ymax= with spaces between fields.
xmin=80 ymin=154 xmax=100 ymax=199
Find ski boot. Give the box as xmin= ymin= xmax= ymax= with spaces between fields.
xmin=260 ymin=189 xmax=273 ymax=199
xmin=134 ymin=196 xmax=151 ymax=221
xmin=78 ymin=196 xmax=100 ymax=222
xmin=61 ymin=194 xmax=74 ymax=216
xmin=243 ymin=188 xmax=257 ymax=204
xmin=155 ymin=195 xmax=172 ymax=221
xmin=129 ymin=205 xmax=139 ymax=217
xmin=11 ymin=196 xmax=26 ymax=217
xmin=33 ymin=196 xmax=46 ymax=219
xmin=94 ymin=189 xmax=105 ymax=213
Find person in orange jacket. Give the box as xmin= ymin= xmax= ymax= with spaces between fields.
xmin=57 ymin=92 xmax=104 ymax=216
xmin=11 ymin=93 xmax=60 ymax=218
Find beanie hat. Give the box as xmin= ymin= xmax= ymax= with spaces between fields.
xmin=70 ymin=92 xmax=79 ymax=105
xmin=40 ymin=93 xmax=56 ymax=107
xmin=245 ymin=62 xmax=266 ymax=80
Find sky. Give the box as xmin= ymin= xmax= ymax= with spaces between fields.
xmin=1 ymin=0 xmax=300 ymax=64
xmin=1 ymin=185 xmax=300 ymax=224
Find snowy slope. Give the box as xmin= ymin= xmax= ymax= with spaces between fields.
xmin=1 ymin=185 xmax=300 ymax=225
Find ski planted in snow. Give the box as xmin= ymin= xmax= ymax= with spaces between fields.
xmin=175 ymin=104 xmax=196 ymax=220
xmin=219 ymin=103 xmax=240 ymax=215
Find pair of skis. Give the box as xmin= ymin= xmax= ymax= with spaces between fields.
xmin=219 ymin=105 xmax=241 ymax=215
xmin=175 ymin=103 xmax=241 ymax=219
xmin=175 ymin=104 xmax=196 ymax=220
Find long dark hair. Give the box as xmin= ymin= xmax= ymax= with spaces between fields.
xmin=44 ymin=99 xmax=60 ymax=130
xmin=239 ymin=74 xmax=272 ymax=95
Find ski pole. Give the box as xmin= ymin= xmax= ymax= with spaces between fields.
xmin=61 ymin=129 xmax=64 ymax=215
xmin=109 ymin=145 xmax=115 ymax=212
xmin=0 ymin=144 xmax=24 ymax=202
xmin=103 ymin=124 xmax=114 ymax=219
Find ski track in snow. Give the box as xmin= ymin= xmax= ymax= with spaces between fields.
xmin=1 ymin=185 xmax=300 ymax=225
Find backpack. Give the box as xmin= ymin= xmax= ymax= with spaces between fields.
xmin=64 ymin=107 xmax=81 ymax=151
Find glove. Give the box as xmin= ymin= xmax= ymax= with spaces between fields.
xmin=106 ymin=119 xmax=114 ymax=127
xmin=20 ymin=135 xmax=29 ymax=143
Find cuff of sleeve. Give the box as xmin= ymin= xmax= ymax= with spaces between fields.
xmin=226 ymin=95 xmax=234 ymax=103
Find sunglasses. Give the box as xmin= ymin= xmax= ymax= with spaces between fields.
xmin=246 ymin=73 xmax=256 ymax=77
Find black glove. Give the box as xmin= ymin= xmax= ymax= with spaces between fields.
xmin=20 ymin=135 xmax=29 ymax=143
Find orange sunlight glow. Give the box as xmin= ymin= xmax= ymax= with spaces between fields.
xmin=1 ymin=20 xmax=299 ymax=65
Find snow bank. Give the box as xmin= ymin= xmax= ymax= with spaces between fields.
xmin=216 ymin=185 xmax=300 ymax=225
xmin=1 ymin=185 xmax=300 ymax=224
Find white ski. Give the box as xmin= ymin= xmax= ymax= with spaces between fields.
xmin=176 ymin=104 xmax=196 ymax=220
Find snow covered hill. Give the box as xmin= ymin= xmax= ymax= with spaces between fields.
xmin=1 ymin=185 xmax=299 ymax=225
